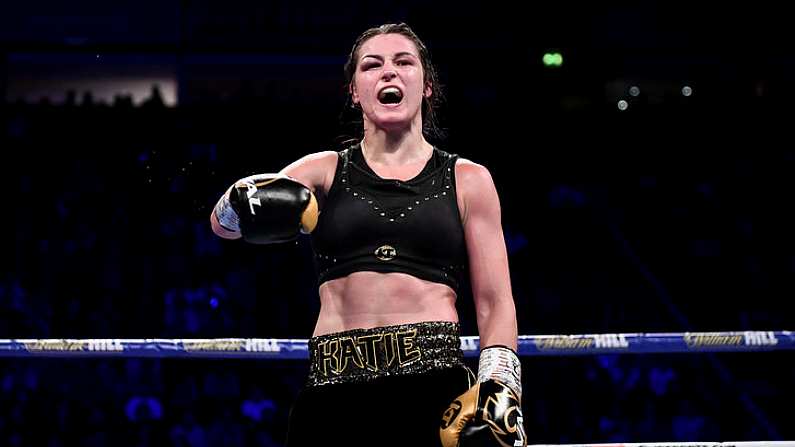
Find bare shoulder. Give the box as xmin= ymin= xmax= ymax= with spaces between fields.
xmin=283 ymin=150 xmax=339 ymax=172
xmin=453 ymin=158 xmax=500 ymax=223
xmin=454 ymin=157 xmax=495 ymax=190
xmin=280 ymin=150 xmax=339 ymax=195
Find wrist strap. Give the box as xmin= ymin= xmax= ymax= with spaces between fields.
xmin=477 ymin=346 xmax=522 ymax=399
xmin=214 ymin=190 xmax=240 ymax=232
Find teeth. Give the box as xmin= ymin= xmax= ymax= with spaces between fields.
xmin=379 ymin=87 xmax=402 ymax=100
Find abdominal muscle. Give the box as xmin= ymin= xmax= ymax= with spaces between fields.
xmin=313 ymin=271 xmax=459 ymax=336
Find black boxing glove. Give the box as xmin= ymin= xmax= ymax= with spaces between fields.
xmin=214 ymin=173 xmax=318 ymax=244
xmin=440 ymin=346 xmax=526 ymax=447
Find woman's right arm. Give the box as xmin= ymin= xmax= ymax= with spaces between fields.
xmin=209 ymin=150 xmax=338 ymax=239
xmin=277 ymin=150 xmax=338 ymax=198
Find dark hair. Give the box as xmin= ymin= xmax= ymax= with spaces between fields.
xmin=341 ymin=23 xmax=445 ymax=143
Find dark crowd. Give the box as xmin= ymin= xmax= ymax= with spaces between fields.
xmin=3 ymin=4 xmax=795 ymax=440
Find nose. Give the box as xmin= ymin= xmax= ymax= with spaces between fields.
xmin=381 ymin=69 xmax=397 ymax=81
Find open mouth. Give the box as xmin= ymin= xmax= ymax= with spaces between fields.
xmin=378 ymin=87 xmax=403 ymax=105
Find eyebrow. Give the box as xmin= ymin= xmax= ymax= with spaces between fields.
xmin=360 ymin=51 xmax=418 ymax=62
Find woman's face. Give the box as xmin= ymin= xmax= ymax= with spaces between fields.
xmin=350 ymin=33 xmax=430 ymax=132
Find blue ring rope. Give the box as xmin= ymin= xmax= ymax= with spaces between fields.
xmin=0 ymin=331 xmax=791 ymax=359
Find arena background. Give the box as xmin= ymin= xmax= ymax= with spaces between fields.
xmin=2 ymin=1 xmax=793 ymax=445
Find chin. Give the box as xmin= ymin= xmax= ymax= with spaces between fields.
xmin=373 ymin=119 xmax=413 ymax=133
xmin=371 ymin=108 xmax=418 ymax=129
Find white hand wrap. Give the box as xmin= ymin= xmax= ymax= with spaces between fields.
xmin=213 ymin=188 xmax=240 ymax=232
xmin=477 ymin=346 xmax=522 ymax=400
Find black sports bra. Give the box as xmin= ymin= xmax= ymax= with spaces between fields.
xmin=310 ymin=143 xmax=468 ymax=293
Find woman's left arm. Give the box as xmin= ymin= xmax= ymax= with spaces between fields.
xmin=440 ymin=160 xmax=526 ymax=447
xmin=456 ymin=160 xmax=518 ymax=351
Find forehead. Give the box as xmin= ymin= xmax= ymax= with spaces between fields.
xmin=358 ymin=33 xmax=419 ymax=58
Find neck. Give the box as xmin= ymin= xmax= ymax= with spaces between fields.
xmin=361 ymin=126 xmax=432 ymax=166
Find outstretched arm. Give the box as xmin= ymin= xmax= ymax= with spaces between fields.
xmin=209 ymin=151 xmax=336 ymax=242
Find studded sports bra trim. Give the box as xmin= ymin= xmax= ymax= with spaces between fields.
xmin=310 ymin=143 xmax=468 ymax=293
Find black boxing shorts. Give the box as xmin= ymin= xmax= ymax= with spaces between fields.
xmin=286 ymin=321 xmax=472 ymax=447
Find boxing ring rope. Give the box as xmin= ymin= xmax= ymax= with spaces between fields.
xmin=2 ymin=331 xmax=793 ymax=446
xmin=0 ymin=330 xmax=791 ymax=358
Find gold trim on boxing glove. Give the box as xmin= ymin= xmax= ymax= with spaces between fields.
xmin=440 ymin=383 xmax=480 ymax=447
xmin=440 ymin=381 xmax=527 ymax=447
xmin=300 ymin=192 xmax=319 ymax=234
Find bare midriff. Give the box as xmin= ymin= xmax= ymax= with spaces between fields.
xmin=313 ymin=271 xmax=458 ymax=336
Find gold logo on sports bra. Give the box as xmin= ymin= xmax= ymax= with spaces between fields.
xmin=374 ymin=245 xmax=397 ymax=261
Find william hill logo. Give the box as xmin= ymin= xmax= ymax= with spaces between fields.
xmin=375 ymin=245 xmax=397 ymax=261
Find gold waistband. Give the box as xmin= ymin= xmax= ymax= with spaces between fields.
xmin=307 ymin=321 xmax=463 ymax=387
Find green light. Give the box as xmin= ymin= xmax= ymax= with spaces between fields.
xmin=543 ymin=52 xmax=563 ymax=67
